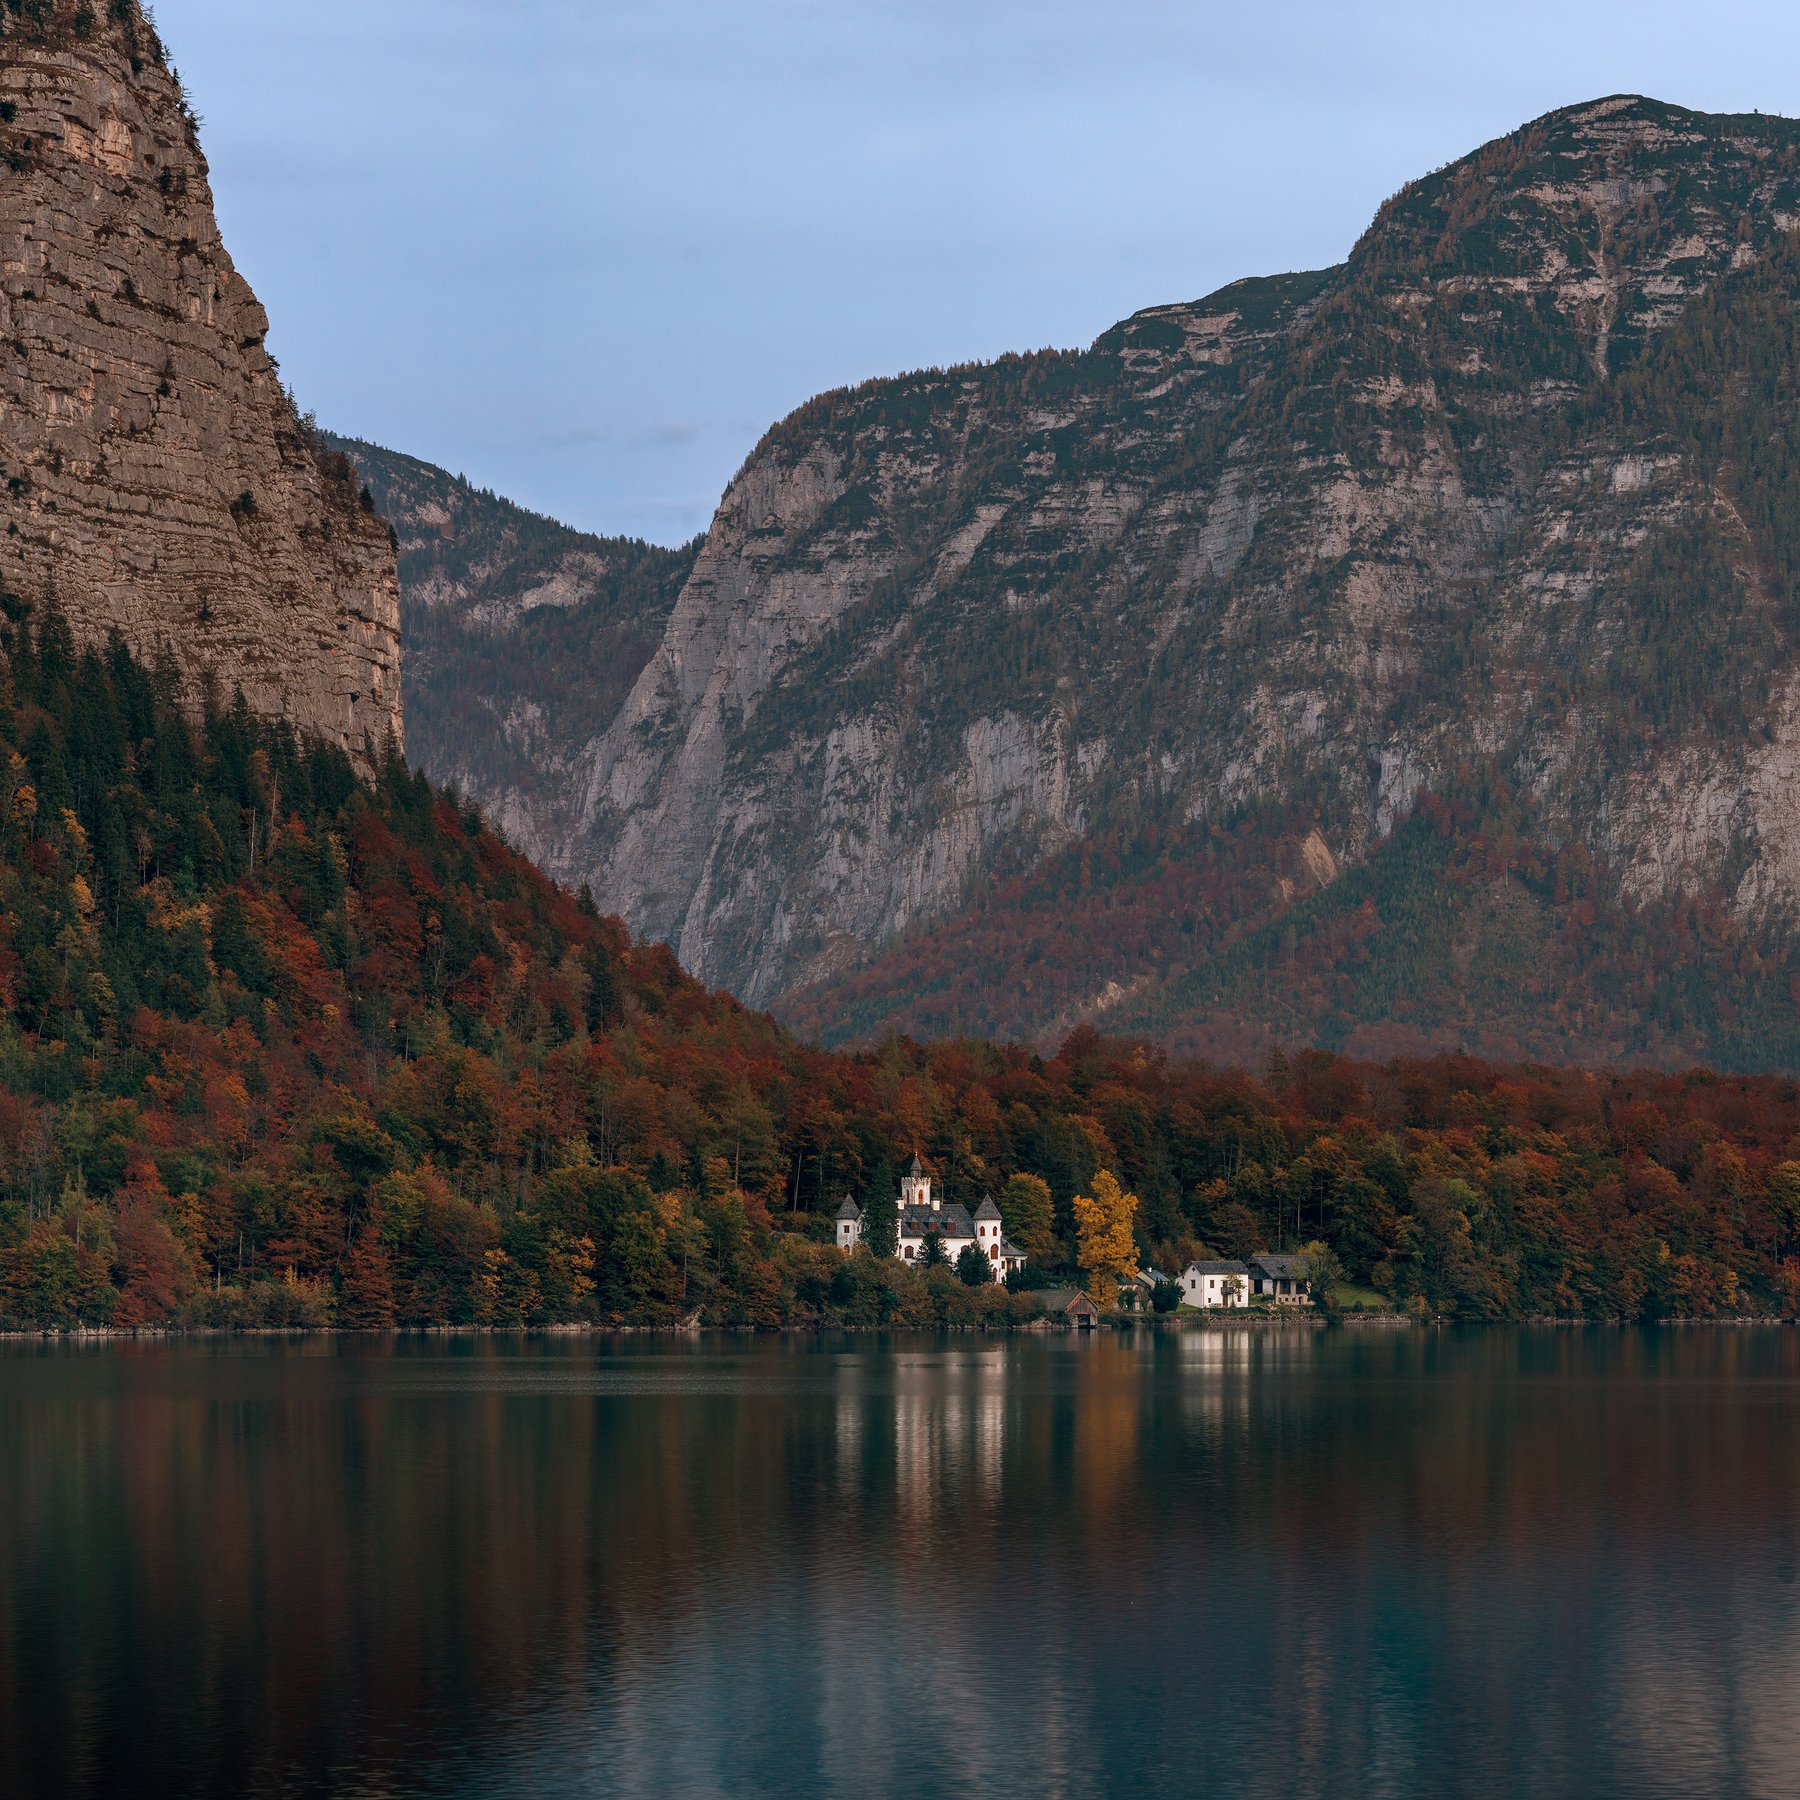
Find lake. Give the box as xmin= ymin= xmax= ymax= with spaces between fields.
xmin=4 ymin=1327 xmax=1800 ymax=1798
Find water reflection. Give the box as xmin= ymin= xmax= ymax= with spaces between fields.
xmin=5 ymin=1330 xmax=1800 ymax=1797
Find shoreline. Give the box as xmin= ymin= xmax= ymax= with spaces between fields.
xmin=2 ymin=1313 xmax=1793 ymax=1343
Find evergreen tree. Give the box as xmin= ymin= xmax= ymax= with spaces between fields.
xmin=860 ymin=1157 xmax=898 ymax=1258
xmin=956 ymin=1242 xmax=990 ymax=1286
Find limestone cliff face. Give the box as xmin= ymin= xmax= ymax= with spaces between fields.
xmin=0 ymin=5 xmax=400 ymax=768
xmin=539 ymin=98 xmax=1800 ymax=1024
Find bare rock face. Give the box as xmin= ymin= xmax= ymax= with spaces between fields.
xmin=508 ymin=96 xmax=1800 ymax=1055
xmin=0 ymin=4 xmax=400 ymax=769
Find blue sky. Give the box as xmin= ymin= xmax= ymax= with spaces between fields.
xmin=155 ymin=0 xmax=1800 ymax=546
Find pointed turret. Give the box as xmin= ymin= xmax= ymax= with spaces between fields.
xmin=834 ymin=1195 xmax=863 ymax=1251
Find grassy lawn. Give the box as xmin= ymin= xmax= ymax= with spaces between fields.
xmin=1330 ymin=1283 xmax=1391 ymax=1312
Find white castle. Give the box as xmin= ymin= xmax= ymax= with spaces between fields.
xmin=836 ymin=1156 xmax=1026 ymax=1284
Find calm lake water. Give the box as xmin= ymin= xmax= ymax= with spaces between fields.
xmin=4 ymin=1327 xmax=1800 ymax=1799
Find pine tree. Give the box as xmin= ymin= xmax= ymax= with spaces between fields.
xmin=860 ymin=1157 xmax=898 ymax=1258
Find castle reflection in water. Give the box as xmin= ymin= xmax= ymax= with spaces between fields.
xmin=7 ymin=1330 xmax=1800 ymax=1799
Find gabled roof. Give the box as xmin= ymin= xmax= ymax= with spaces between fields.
xmin=1251 ymin=1253 xmax=1310 ymax=1280
xmin=1000 ymin=1238 xmax=1026 ymax=1259
xmin=835 ymin=1197 xmax=862 ymax=1221
xmin=973 ymin=1196 xmax=1003 ymax=1221
xmin=1036 ymin=1287 xmax=1099 ymax=1313
xmin=1185 ymin=1260 xmax=1250 ymax=1275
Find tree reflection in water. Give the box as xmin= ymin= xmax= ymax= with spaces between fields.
xmin=4 ymin=1329 xmax=1800 ymax=1798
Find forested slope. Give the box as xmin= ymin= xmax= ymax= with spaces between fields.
xmin=5 ymin=611 xmax=1800 ymax=1327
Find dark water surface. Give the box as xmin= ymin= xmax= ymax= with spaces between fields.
xmin=5 ymin=1328 xmax=1800 ymax=1799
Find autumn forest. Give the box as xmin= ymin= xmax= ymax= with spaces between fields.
xmin=3 ymin=607 xmax=1800 ymax=1329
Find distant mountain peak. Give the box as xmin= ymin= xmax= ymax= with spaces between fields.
xmin=394 ymin=98 xmax=1800 ymax=1070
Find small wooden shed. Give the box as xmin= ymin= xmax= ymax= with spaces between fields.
xmin=1037 ymin=1287 xmax=1102 ymax=1329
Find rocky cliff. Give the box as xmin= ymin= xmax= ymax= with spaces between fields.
xmin=395 ymin=95 xmax=1800 ymax=1068
xmin=0 ymin=3 xmax=400 ymax=769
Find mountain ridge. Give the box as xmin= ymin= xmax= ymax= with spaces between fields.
xmin=384 ymin=93 xmax=1800 ymax=1069
xmin=320 ymin=434 xmax=695 ymax=861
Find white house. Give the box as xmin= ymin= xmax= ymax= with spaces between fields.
xmin=836 ymin=1156 xmax=1026 ymax=1283
xmin=1181 ymin=1260 xmax=1251 ymax=1309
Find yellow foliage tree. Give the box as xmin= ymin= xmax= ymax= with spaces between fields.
xmin=1073 ymin=1169 xmax=1138 ymax=1309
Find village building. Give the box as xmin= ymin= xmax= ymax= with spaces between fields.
xmin=1035 ymin=1288 xmax=1101 ymax=1328
xmin=1249 ymin=1252 xmax=1313 ymax=1306
xmin=1119 ymin=1267 xmax=1176 ymax=1311
xmin=835 ymin=1156 xmax=1027 ymax=1284
xmin=1180 ymin=1260 xmax=1251 ymax=1309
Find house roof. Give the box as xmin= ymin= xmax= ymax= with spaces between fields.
xmin=973 ymin=1196 xmax=1003 ymax=1221
xmin=1251 ymin=1253 xmax=1310 ymax=1280
xmin=900 ymin=1203 xmax=974 ymax=1237
xmin=1036 ymin=1288 xmax=1099 ymax=1313
xmin=835 ymin=1197 xmax=862 ymax=1221
xmin=1185 ymin=1260 xmax=1250 ymax=1275
xmin=1000 ymin=1238 xmax=1026 ymax=1259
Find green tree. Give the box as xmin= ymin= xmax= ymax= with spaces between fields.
xmin=860 ymin=1157 xmax=899 ymax=1258
xmin=956 ymin=1242 xmax=990 ymax=1286
xmin=918 ymin=1230 xmax=946 ymax=1270
xmin=1301 ymin=1239 xmax=1345 ymax=1313
xmin=1213 ymin=1201 xmax=1263 ymax=1261
xmin=999 ymin=1171 xmax=1056 ymax=1263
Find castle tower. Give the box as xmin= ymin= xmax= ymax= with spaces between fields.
xmin=900 ymin=1154 xmax=935 ymax=1212
xmin=973 ymin=1196 xmax=1003 ymax=1268
xmin=835 ymin=1197 xmax=862 ymax=1250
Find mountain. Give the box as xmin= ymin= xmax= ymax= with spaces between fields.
xmin=320 ymin=435 xmax=696 ymax=862
xmin=0 ymin=2 xmax=400 ymax=769
xmin=3 ymin=17 xmax=1800 ymax=1333
xmin=378 ymin=95 xmax=1800 ymax=1071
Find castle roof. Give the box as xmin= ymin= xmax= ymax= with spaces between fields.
xmin=973 ymin=1196 xmax=1003 ymax=1221
xmin=900 ymin=1203 xmax=974 ymax=1238
xmin=908 ymin=1153 xmax=926 ymax=1177
xmin=835 ymin=1197 xmax=862 ymax=1221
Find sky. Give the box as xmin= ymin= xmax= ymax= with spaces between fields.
xmin=153 ymin=0 xmax=1800 ymax=547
